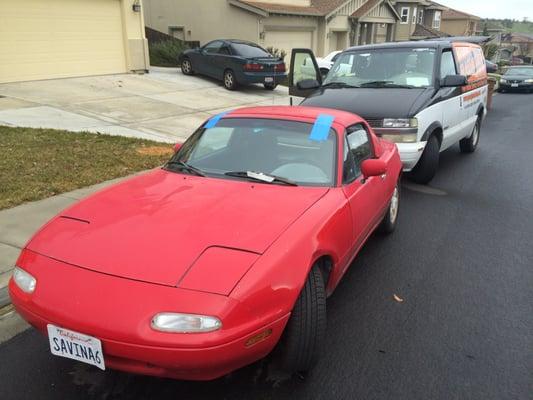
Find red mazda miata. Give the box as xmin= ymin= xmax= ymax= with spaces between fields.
xmin=10 ymin=106 xmax=402 ymax=380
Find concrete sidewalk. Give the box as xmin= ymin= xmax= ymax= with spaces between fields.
xmin=0 ymin=175 xmax=137 ymax=308
xmin=0 ymin=68 xmax=290 ymax=144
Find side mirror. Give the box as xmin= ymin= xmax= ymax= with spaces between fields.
xmin=361 ymin=159 xmax=387 ymax=179
xmin=441 ymin=74 xmax=468 ymax=87
xmin=297 ymin=79 xmax=321 ymax=91
xmin=173 ymin=143 xmax=182 ymax=153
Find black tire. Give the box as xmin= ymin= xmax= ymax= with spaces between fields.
xmin=181 ymin=58 xmax=193 ymax=75
xmin=279 ymin=265 xmax=326 ymax=373
xmin=379 ymin=181 xmax=400 ymax=234
xmin=223 ymin=69 xmax=238 ymax=90
xmin=408 ymin=135 xmax=440 ymax=184
xmin=264 ymin=83 xmax=277 ymax=90
xmin=460 ymin=116 xmax=481 ymax=153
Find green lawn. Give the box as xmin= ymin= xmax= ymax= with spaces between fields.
xmin=0 ymin=126 xmax=174 ymax=210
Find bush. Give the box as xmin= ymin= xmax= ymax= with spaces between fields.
xmin=266 ymin=46 xmax=287 ymax=61
xmin=149 ymin=39 xmax=188 ymax=67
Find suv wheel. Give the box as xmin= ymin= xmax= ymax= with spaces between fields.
xmin=408 ymin=135 xmax=440 ymax=184
xmin=278 ymin=265 xmax=326 ymax=374
xmin=460 ymin=117 xmax=481 ymax=153
xmin=223 ymin=70 xmax=238 ymax=90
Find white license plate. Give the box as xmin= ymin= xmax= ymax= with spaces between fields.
xmin=47 ymin=324 xmax=105 ymax=370
xmin=265 ymin=77 xmax=274 ymax=83
xmin=511 ymin=83 xmax=519 ymax=87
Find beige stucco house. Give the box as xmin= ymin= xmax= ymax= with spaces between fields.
xmin=143 ymin=0 xmax=401 ymax=58
xmin=391 ymin=0 xmax=447 ymax=41
xmin=440 ymin=6 xmax=481 ymax=37
xmin=0 ymin=0 xmax=149 ymax=84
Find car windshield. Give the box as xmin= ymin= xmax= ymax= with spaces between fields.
xmin=231 ymin=43 xmax=272 ymax=58
xmin=505 ymin=68 xmax=533 ymax=76
xmin=166 ymin=118 xmax=337 ymax=186
xmin=324 ymin=48 xmax=436 ymax=88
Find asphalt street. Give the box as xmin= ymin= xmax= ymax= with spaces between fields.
xmin=0 ymin=93 xmax=531 ymax=400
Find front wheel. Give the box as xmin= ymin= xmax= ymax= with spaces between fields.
xmin=278 ymin=265 xmax=326 ymax=374
xmin=408 ymin=135 xmax=440 ymax=184
xmin=460 ymin=117 xmax=481 ymax=153
xmin=223 ymin=70 xmax=238 ymax=90
xmin=379 ymin=181 xmax=400 ymax=234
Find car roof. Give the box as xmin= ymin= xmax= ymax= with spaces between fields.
xmin=223 ymin=106 xmax=364 ymax=129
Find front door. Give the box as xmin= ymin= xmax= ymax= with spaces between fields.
xmin=289 ymin=49 xmax=322 ymax=97
xmin=342 ymin=124 xmax=386 ymax=250
xmin=199 ymin=40 xmax=224 ymax=77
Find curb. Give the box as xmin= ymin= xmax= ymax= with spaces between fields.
xmin=0 ymin=286 xmax=9 ymax=309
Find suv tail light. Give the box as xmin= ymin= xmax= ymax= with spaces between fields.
xmin=244 ymin=63 xmax=264 ymax=71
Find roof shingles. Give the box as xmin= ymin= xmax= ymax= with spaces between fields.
xmin=238 ymin=0 xmax=349 ymax=16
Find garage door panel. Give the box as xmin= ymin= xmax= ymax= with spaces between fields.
xmin=0 ymin=0 xmax=127 ymax=83
xmin=264 ymin=31 xmax=313 ymax=65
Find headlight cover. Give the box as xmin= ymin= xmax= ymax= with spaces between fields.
xmin=13 ymin=267 xmax=37 ymax=293
xmin=525 ymin=79 xmax=533 ymax=83
xmin=151 ymin=313 xmax=222 ymax=333
xmin=500 ymin=78 xmax=507 ymax=83
xmin=383 ymin=118 xmax=418 ymax=128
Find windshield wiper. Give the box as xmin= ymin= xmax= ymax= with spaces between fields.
xmin=322 ymin=81 xmax=360 ymax=89
xmin=165 ymin=160 xmax=206 ymax=177
xmin=224 ymin=171 xmax=298 ymax=186
xmin=360 ymin=80 xmax=414 ymax=89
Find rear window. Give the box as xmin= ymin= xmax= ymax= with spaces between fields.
xmin=231 ymin=43 xmax=272 ymax=58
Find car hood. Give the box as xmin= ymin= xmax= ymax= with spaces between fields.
xmin=301 ymin=87 xmax=431 ymax=119
xmin=503 ymin=74 xmax=532 ymax=81
xmin=27 ymin=170 xmax=329 ymax=287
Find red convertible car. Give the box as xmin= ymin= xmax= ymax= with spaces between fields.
xmin=10 ymin=106 xmax=402 ymax=380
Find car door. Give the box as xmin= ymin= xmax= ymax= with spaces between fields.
xmin=210 ymin=42 xmax=233 ymax=80
xmin=342 ymin=124 xmax=387 ymax=251
xmin=289 ymin=49 xmax=323 ymax=97
xmin=200 ymin=40 xmax=224 ymax=78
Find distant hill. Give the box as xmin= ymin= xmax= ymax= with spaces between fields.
xmin=481 ymin=18 xmax=533 ymax=34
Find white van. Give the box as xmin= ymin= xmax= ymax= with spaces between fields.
xmin=289 ymin=40 xmax=488 ymax=184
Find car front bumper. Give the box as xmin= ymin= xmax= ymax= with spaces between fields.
xmin=499 ymin=82 xmax=533 ymax=91
xmin=9 ymin=250 xmax=289 ymax=380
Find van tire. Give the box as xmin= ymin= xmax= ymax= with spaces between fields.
xmin=408 ymin=135 xmax=440 ymax=184
xmin=278 ymin=265 xmax=326 ymax=374
xmin=460 ymin=117 xmax=481 ymax=153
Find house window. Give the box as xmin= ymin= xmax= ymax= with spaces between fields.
xmin=400 ymin=7 xmax=409 ymax=24
xmin=433 ymin=11 xmax=441 ymax=29
xmin=413 ymin=7 xmax=417 ymax=24
xmin=418 ymin=9 xmax=424 ymax=24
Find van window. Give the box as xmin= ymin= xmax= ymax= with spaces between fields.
xmin=440 ymin=50 xmax=457 ymax=78
xmin=472 ymin=48 xmax=486 ymax=75
xmin=326 ymin=47 xmax=436 ymax=88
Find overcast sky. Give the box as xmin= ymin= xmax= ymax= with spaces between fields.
xmin=437 ymin=0 xmax=533 ymax=21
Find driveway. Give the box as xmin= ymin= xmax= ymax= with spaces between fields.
xmin=0 ymin=67 xmax=290 ymax=143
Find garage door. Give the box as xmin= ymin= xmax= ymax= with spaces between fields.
xmin=264 ymin=30 xmax=313 ymax=64
xmin=0 ymin=0 xmax=127 ymax=83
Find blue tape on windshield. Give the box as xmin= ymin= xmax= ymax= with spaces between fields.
xmin=309 ymin=114 xmax=334 ymax=142
xmin=205 ymin=111 xmax=229 ymax=129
